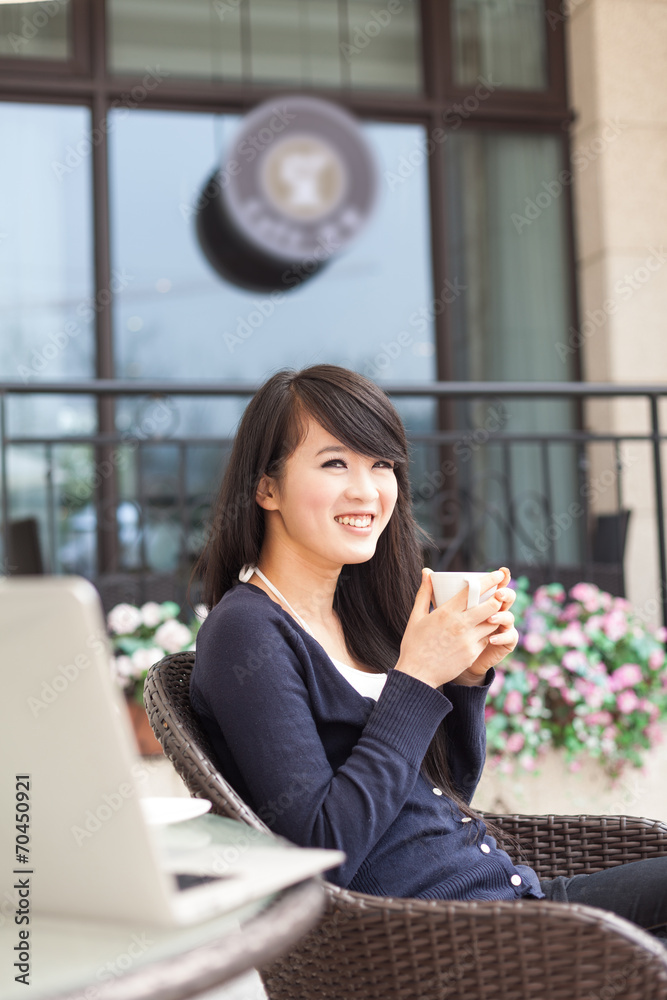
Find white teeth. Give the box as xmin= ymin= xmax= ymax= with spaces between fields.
xmin=335 ymin=515 xmax=372 ymax=527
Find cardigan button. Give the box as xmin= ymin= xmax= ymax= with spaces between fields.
xmin=480 ymin=843 xmax=491 ymax=854
xmin=511 ymin=874 xmax=522 ymax=887
xmin=460 ymin=817 xmax=472 ymax=823
xmin=432 ymin=787 xmax=443 ymax=796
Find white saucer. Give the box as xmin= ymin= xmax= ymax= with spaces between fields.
xmin=140 ymin=796 xmax=212 ymax=825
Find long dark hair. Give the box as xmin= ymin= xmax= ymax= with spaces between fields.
xmin=189 ymin=365 xmax=514 ymax=845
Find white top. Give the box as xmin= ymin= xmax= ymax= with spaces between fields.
xmin=329 ymin=658 xmax=387 ymax=700
xmin=239 ymin=564 xmax=387 ymax=701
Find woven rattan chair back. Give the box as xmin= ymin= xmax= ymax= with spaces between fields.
xmin=145 ymin=651 xmax=667 ymax=1000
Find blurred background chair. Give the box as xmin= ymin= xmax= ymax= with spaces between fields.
xmin=145 ymin=651 xmax=667 ymax=1000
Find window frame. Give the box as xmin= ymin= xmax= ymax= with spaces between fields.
xmin=0 ymin=0 xmax=579 ymax=574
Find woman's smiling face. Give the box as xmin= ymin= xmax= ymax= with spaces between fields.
xmin=258 ymin=416 xmax=399 ymax=570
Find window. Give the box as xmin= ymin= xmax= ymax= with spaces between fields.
xmin=0 ymin=1 xmax=575 ymax=582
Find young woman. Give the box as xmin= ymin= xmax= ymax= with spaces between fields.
xmin=190 ymin=364 xmax=667 ymax=932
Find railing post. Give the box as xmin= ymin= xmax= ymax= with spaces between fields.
xmin=650 ymin=395 xmax=667 ymax=629
xmin=0 ymin=391 xmax=8 ymax=574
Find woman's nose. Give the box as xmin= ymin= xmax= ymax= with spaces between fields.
xmin=344 ymin=468 xmax=380 ymax=502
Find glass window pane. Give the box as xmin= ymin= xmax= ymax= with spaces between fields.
xmin=346 ymin=0 xmax=421 ymax=91
xmin=452 ymin=0 xmax=547 ymax=91
xmin=108 ymin=109 xmax=437 ymax=570
xmin=0 ymin=103 xmax=96 ymax=578
xmin=0 ymin=1 xmax=71 ymax=61
xmin=0 ymin=103 xmax=95 ymax=384
xmin=108 ymin=0 xmax=244 ymax=81
xmin=249 ymin=0 xmax=342 ymax=88
xmin=107 ymin=0 xmax=421 ymax=91
xmin=445 ymin=130 xmax=579 ymax=567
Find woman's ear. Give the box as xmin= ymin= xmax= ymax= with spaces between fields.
xmin=255 ymin=474 xmax=279 ymax=511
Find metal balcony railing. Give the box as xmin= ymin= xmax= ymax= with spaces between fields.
xmin=1 ymin=379 xmax=666 ymax=624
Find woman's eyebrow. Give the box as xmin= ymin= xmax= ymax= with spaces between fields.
xmin=315 ymin=445 xmax=347 ymax=456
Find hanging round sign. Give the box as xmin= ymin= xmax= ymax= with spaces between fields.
xmin=196 ymin=95 xmax=378 ymax=293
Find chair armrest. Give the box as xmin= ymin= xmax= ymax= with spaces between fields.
xmin=483 ymin=812 xmax=667 ymax=877
xmin=263 ymin=886 xmax=667 ymax=999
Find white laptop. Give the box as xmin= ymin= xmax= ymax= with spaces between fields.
xmin=0 ymin=575 xmax=344 ymax=927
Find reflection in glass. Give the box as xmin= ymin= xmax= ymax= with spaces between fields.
xmin=0 ymin=1 xmax=71 ymax=60
xmin=346 ymin=0 xmax=420 ymax=91
xmin=107 ymin=0 xmax=421 ymax=91
xmin=108 ymin=109 xmax=437 ymax=570
xmin=0 ymin=104 xmax=96 ymax=577
xmin=445 ymin=129 xmax=579 ymax=567
xmin=452 ymin=0 xmax=547 ymax=90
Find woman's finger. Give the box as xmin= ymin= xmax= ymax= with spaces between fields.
xmin=493 ymin=586 xmax=516 ymax=610
xmin=486 ymin=611 xmax=514 ymax=629
xmin=488 ymin=627 xmax=519 ymax=647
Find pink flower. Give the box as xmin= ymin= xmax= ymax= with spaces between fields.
xmin=520 ymin=753 xmax=537 ymax=771
xmin=485 ymin=706 xmax=496 ymax=721
xmin=559 ymin=604 xmax=581 ymax=623
xmin=523 ymin=632 xmax=547 ymax=654
xmin=505 ymin=732 xmax=525 ymax=753
xmin=601 ymin=611 xmax=629 ymax=642
xmin=526 ymin=671 xmax=540 ymax=691
xmin=656 ymin=627 xmax=667 ymax=643
xmin=504 ymin=689 xmax=524 ymax=715
xmin=562 ymin=650 xmax=588 ymax=672
xmin=574 ymin=678 xmax=604 ymax=708
xmin=489 ymin=670 xmax=505 ymax=698
xmin=561 ymin=686 xmax=580 ymax=705
xmin=585 ymin=710 xmax=613 ymax=727
xmin=617 ymin=690 xmax=640 ymax=714
xmin=568 ymin=759 xmax=583 ymax=773
xmin=648 ymin=649 xmax=665 ymax=670
xmin=609 ymin=663 xmax=643 ymax=692
xmin=570 ymin=582 xmax=599 ymax=603
xmin=560 ymin=624 xmax=589 ymax=648
xmin=646 ymin=724 xmax=664 ymax=745
xmin=538 ymin=663 xmax=561 ymax=682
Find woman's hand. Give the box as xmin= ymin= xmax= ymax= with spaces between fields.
xmin=394 ymin=567 xmax=509 ymax=689
xmin=454 ymin=569 xmax=519 ymax=686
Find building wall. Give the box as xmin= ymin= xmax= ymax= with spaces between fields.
xmin=567 ymin=0 xmax=667 ymax=620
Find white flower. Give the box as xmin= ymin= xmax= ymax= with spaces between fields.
xmin=154 ymin=620 xmax=192 ymax=654
xmin=107 ymin=603 xmax=143 ymax=635
xmin=194 ymin=603 xmax=209 ymax=621
xmin=140 ymin=601 xmax=163 ymax=628
xmin=130 ymin=646 xmax=166 ymax=673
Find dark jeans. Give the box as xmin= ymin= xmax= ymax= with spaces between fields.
xmin=539 ymin=856 xmax=667 ymax=941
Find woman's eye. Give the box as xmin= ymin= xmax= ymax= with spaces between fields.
xmin=375 ymin=461 xmax=395 ymax=469
xmin=322 ymin=459 xmax=346 ymax=468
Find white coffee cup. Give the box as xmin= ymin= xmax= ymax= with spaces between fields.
xmin=430 ymin=571 xmax=498 ymax=610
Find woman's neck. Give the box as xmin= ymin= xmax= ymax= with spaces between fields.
xmin=253 ymin=547 xmax=340 ymax=628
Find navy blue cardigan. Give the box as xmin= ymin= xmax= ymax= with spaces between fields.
xmin=190 ymin=581 xmax=544 ymax=901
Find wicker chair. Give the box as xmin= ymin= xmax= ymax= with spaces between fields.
xmin=145 ymin=651 xmax=667 ymax=1000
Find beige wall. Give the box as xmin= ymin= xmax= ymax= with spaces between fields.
xmin=566 ymin=0 xmax=667 ymax=621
